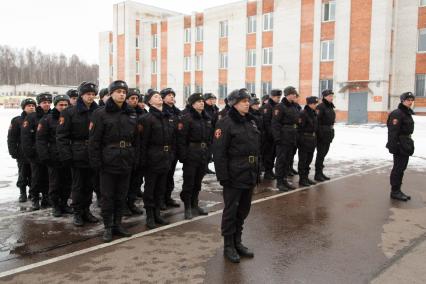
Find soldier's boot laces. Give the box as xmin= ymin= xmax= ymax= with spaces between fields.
xmin=224 ymin=235 xmax=240 ymax=263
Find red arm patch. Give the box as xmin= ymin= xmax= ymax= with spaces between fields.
xmin=214 ymin=129 xmax=222 ymax=139
xmin=59 ymin=117 xmax=65 ymax=125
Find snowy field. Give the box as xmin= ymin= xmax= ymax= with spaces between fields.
xmin=1 ymin=108 xmax=425 ymax=204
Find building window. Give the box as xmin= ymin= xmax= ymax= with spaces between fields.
xmin=195 ymin=85 xmax=203 ymax=93
xmin=152 ymin=34 xmax=158 ymax=49
xmin=319 ymin=79 xmax=333 ymax=96
xmin=421 ymin=0 xmax=426 ymax=7
xmin=321 ymin=40 xmax=334 ymax=61
xmin=196 ymin=26 xmax=203 ymax=42
xmin=219 ymin=84 xmax=228 ymax=99
xmin=184 ymin=28 xmax=191 ymax=43
xmin=246 ymin=49 xmax=256 ymax=67
xmin=219 ymin=53 xmax=228 ymax=69
xmin=136 ymin=61 xmax=140 ymax=74
xmin=195 ymin=55 xmax=203 ymax=71
xmin=261 ymin=81 xmax=272 ymax=96
xmin=247 ymin=16 xmax=257 ymax=34
xmin=246 ymin=82 xmax=256 ymax=94
xmin=415 ymin=74 xmax=426 ymax=97
xmin=151 ymin=60 xmax=157 ymax=74
xmin=136 ymin=37 xmax=139 ymax=48
xmin=263 ymin=13 xmax=273 ymax=31
xmin=184 ymin=85 xmax=191 ymax=99
xmin=184 ymin=56 xmax=192 ymax=72
xmin=262 ymin=48 xmax=273 ymax=65
xmin=322 ymin=1 xmax=336 ymax=22
xmin=219 ymin=21 xmax=228 ymax=38
xmin=419 ymin=29 xmax=426 ymax=52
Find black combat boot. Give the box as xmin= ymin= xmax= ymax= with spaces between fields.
xmin=390 ymin=186 xmax=411 ymax=201
xmin=307 ymin=178 xmax=317 ymax=185
xmin=18 ymin=187 xmax=27 ymax=203
xmin=263 ymin=170 xmax=276 ymax=180
xmin=184 ymin=201 xmax=193 ymax=220
xmin=321 ymin=171 xmax=330 ymax=180
xmin=277 ymin=179 xmax=296 ymax=192
xmin=224 ymin=235 xmax=240 ymax=263
xmin=31 ymin=198 xmax=40 ymax=211
xmin=234 ymin=232 xmax=254 ymax=258
xmin=128 ymin=200 xmax=144 ymax=215
xmin=102 ymin=215 xmax=113 ymax=243
xmin=154 ymin=208 xmax=170 ymax=225
xmin=61 ymin=200 xmax=73 ymax=214
xmin=73 ymin=213 xmax=84 ymax=227
xmin=192 ymin=195 xmax=208 ymax=216
xmin=82 ymin=209 xmax=99 ymax=223
xmin=165 ymin=198 xmax=180 ymax=208
xmin=314 ymin=172 xmax=326 ymax=182
xmin=52 ymin=205 xmax=62 ymax=218
xmin=40 ymin=195 xmax=50 ymax=209
xmin=113 ymin=214 xmax=132 ymax=238
xmin=299 ymin=176 xmax=311 ymax=187
xmin=145 ymin=208 xmax=156 ymax=229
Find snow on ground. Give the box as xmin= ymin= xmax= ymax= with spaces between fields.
xmin=0 ymin=108 xmax=425 ymax=204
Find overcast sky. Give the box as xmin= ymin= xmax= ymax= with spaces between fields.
xmin=0 ymin=0 xmax=237 ymax=65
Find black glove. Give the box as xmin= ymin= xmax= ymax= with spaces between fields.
xmin=219 ymin=180 xmax=231 ymax=188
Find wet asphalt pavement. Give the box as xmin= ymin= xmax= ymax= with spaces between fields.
xmin=0 ymin=163 xmax=425 ymax=283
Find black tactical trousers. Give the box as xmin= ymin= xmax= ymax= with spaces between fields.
xmin=16 ymin=159 xmax=31 ymax=189
xmin=100 ymin=171 xmax=130 ymax=217
xmin=71 ymin=167 xmax=95 ymax=213
xmin=221 ymin=186 xmax=254 ymax=236
xmin=390 ymin=154 xmax=410 ymax=189
xmin=48 ymin=166 xmax=72 ymax=206
xmin=275 ymin=144 xmax=295 ymax=180
xmin=315 ymin=141 xmax=331 ymax=173
xmin=143 ymin=170 xmax=168 ymax=209
xmin=164 ymin=158 xmax=178 ymax=201
xmin=30 ymin=162 xmax=49 ymax=201
xmin=128 ymin=168 xmax=143 ymax=202
xmin=262 ymin=138 xmax=276 ymax=172
xmin=180 ymin=162 xmax=206 ymax=204
xmin=298 ymin=150 xmax=315 ymax=178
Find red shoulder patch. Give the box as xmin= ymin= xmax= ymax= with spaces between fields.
xmin=59 ymin=117 xmax=65 ymax=125
xmin=138 ymin=124 xmax=144 ymax=133
xmin=214 ymin=129 xmax=222 ymax=139
xmin=89 ymin=122 xmax=94 ymax=130
xmin=264 ymin=108 xmax=268 ymax=113
xmin=178 ymin=122 xmax=184 ymax=130
xmin=37 ymin=124 xmax=43 ymax=131
xmin=392 ymin=119 xmax=398 ymax=125
xmin=274 ymin=109 xmax=279 ymax=116
xmin=23 ymin=121 xmax=29 ymax=128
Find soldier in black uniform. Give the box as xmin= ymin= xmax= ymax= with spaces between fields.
xmin=57 ymin=82 xmax=99 ymax=226
xmin=272 ymin=86 xmax=300 ymax=191
xmin=259 ymin=89 xmax=282 ymax=180
xmin=36 ymin=95 xmax=73 ymax=217
xmin=261 ymin=95 xmax=269 ymax=106
xmin=177 ymin=93 xmax=212 ymax=220
xmin=289 ymin=95 xmax=302 ymax=177
xmin=139 ymin=90 xmax=176 ymax=229
xmin=204 ymin=93 xmax=219 ymax=175
xmin=314 ymin=89 xmax=336 ymax=182
xmin=161 ymin=88 xmax=181 ymax=209
xmin=386 ymin=92 xmax=416 ymax=202
xmin=7 ymin=98 xmax=36 ymax=202
xmin=137 ymin=93 xmax=148 ymax=114
xmin=297 ymin=96 xmax=319 ymax=186
xmin=98 ymin=88 xmax=110 ymax=107
xmin=67 ymin=89 xmax=79 ymax=107
xmin=217 ymin=98 xmax=231 ymax=120
xmin=122 ymin=88 xmax=144 ymax=216
xmin=213 ymin=89 xmax=260 ymax=263
xmin=21 ymin=93 xmax=52 ymax=210
xmin=89 ymin=80 xmax=137 ymax=242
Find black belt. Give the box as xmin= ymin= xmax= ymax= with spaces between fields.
xmin=301 ymin=132 xmax=316 ymax=137
xmin=233 ymin=155 xmax=258 ymax=164
xmin=108 ymin=141 xmax=132 ymax=148
xmin=189 ymin=142 xmax=208 ymax=149
xmin=282 ymin=124 xmax=298 ymax=129
xmin=73 ymin=140 xmax=89 ymax=145
xmin=150 ymin=145 xmax=172 ymax=151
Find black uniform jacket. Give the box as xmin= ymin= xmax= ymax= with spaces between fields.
xmin=386 ymin=103 xmax=415 ymax=156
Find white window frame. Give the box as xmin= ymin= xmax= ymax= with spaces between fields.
xmin=261 ymin=81 xmax=272 ymax=96
xmin=322 ymin=1 xmax=336 ymax=22
xmin=246 ymin=82 xmax=256 ymax=94
xmin=415 ymin=74 xmax=426 ymax=97
xmin=262 ymin=48 xmax=273 ymax=65
xmin=247 ymin=15 xmax=257 ymax=34
xmin=195 ymin=54 xmax=203 ymax=71
xmin=196 ymin=26 xmax=203 ymax=42
xmin=184 ymin=28 xmax=191 ymax=43
xmin=246 ymin=49 xmax=256 ymax=67
xmin=151 ymin=60 xmax=157 ymax=74
xmin=184 ymin=56 xmax=192 ymax=72
xmin=418 ymin=29 xmax=426 ymax=53
xmin=219 ymin=53 xmax=228 ymax=69
xmin=136 ymin=36 xmax=139 ymax=48
xmin=420 ymin=0 xmax=426 ymax=7
xmin=263 ymin=13 xmax=273 ymax=32
xmin=319 ymin=79 xmax=333 ymax=96
xmin=321 ymin=40 xmax=335 ymax=61
xmin=195 ymin=85 xmax=203 ymax=93
xmin=152 ymin=34 xmax=158 ymax=49
xmin=219 ymin=21 xmax=228 ymax=38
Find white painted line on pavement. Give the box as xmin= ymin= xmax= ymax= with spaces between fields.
xmin=0 ymin=163 xmax=391 ymax=279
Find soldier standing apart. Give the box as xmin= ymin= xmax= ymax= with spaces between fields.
xmin=386 ymin=92 xmax=416 ymax=201
xmin=271 ymin=86 xmax=300 ymax=191
xmin=57 ymin=82 xmax=99 ymax=227
xmin=297 ymin=96 xmax=319 ymax=186
xmin=21 ymin=93 xmax=52 ymax=210
xmin=213 ymin=89 xmax=260 ymax=263
xmin=67 ymin=89 xmax=79 ymax=107
xmin=314 ymin=89 xmax=336 ymax=181
xmin=7 ymin=98 xmax=36 ymax=202
xmin=36 ymin=95 xmax=73 ymax=217
xmin=177 ymin=93 xmax=212 ymax=220
xmin=161 ymin=88 xmax=181 ymax=209
xmin=139 ymin=90 xmax=175 ymax=229
xmin=259 ymin=89 xmax=282 ymax=180
xmin=89 ymin=80 xmax=137 ymax=242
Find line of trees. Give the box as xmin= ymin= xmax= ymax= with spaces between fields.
xmin=0 ymin=45 xmax=98 ymax=86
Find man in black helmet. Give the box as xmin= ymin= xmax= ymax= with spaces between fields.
xmin=7 ymin=98 xmax=36 ymax=202
xmin=213 ymin=88 xmax=260 ymax=264
xmin=57 ymin=82 xmax=99 ymax=226
xmin=90 ymin=80 xmax=138 ymax=242
xmin=161 ymin=88 xmax=181 ymax=209
xmin=386 ymin=92 xmax=416 ymax=202
xmin=21 ymin=93 xmax=52 ymax=210
xmin=36 ymin=94 xmax=72 ymax=217
xmin=66 ymin=89 xmax=79 ymax=106
xmin=218 ymin=98 xmax=231 ymax=120
xmin=314 ymin=89 xmax=336 ymax=182
xmin=98 ymin=88 xmax=110 ymax=107
xmin=259 ymin=89 xmax=282 ymax=180
xmin=272 ymin=86 xmax=300 ymax=191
